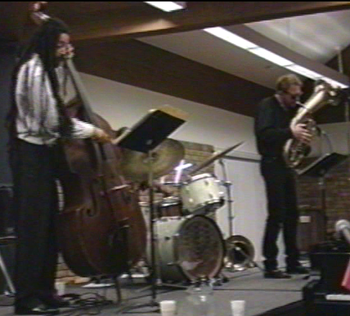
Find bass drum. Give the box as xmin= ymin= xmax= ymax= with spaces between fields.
xmin=148 ymin=215 xmax=225 ymax=282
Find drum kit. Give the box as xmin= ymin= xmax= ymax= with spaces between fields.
xmin=120 ymin=139 xmax=256 ymax=284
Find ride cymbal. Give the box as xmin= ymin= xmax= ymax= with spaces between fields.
xmin=120 ymin=138 xmax=185 ymax=181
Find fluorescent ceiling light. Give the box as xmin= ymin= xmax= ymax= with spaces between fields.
xmin=204 ymin=27 xmax=256 ymax=50
xmin=285 ymin=64 xmax=323 ymax=80
xmin=144 ymin=2 xmax=186 ymax=12
xmin=204 ymin=27 xmax=348 ymax=88
xmin=249 ymin=47 xmax=293 ymax=67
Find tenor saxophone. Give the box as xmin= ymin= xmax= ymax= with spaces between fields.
xmin=283 ymin=81 xmax=339 ymax=168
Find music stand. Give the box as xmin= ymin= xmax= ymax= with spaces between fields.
xmin=114 ymin=106 xmax=187 ymax=313
xmin=297 ymin=153 xmax=348 ymax=237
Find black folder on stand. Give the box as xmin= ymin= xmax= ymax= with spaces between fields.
xmin=297 ymin=153 xmax=348 ymax=178
xmin=113 ymin=105 xmax=188 ymax=153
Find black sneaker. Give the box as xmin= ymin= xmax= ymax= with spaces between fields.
xmin=264 ymin=269 xmax=292 ymax=279
xmin=39 ymin=294 xmax=69 ymax=308
xmin=15 ymin=298 xmax=59 ymax=315
xmin=286 ymin=266 xmax=309 ymax=274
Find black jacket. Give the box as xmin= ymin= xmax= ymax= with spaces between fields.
xmin=254 ymin=95 xmax=297 ymax=157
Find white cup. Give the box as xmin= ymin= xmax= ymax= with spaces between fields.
xmin=231 ymin=300 xmax=245 ymax=316
xmin=55 ymin=281 xmax=66 ymax=296
xmin=160 ymin=300 xmax=176 ymax=316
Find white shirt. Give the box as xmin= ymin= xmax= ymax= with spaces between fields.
xmin=15 ymin=54 xmax=95 ymax=145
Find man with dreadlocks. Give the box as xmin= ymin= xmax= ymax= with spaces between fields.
xmin=7 ymin=17 xmax=111 ymax=315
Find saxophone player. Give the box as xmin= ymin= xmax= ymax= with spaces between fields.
xmin=254 ymin=74 xmax=312 ymax=279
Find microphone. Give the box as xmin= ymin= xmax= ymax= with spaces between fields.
xmin=335 ymin=220 xmax=350 ymax=245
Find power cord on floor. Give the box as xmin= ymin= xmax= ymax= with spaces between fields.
xmin=60 ymin=292 xmax=113 ymax=316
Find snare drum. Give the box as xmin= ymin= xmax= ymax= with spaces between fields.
xmin=139 ymin=196 xmax=182 ymax=221
xmin=147 ymin=215 xmax=225 ymax=282
xmin=180 ymin=173 xmax=224 ymax=215
xmin=158 ymin=196 xmax=183 ymax=217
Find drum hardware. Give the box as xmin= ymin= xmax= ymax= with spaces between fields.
xmin=218 ymin=158 xmax=262 ymax=273
xmin=161 ymin=182 xmax=182 ymax=187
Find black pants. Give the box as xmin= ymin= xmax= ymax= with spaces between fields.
xmin=9 ymin=139 xmax=60 ymax=304
xmin=260 ymin=156 xmax=300 ymax=271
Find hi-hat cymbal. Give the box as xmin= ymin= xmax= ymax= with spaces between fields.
xmin=120 ymin=138 xmax=185 ymax=181
xmin=189 ymin=141 xmax=244 ymax=176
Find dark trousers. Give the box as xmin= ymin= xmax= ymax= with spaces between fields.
xmin=9 ymin=139 xmax=60 ymax=304
xmin=260 ymin=157 xmax=300 ymax=271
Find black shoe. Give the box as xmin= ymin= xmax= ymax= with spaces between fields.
xmin=39 ymin=294 xmax=69 ymax=308
xmin=286 ymin=265 xmax=309 ymax=274
xmin=15 ymin=301 xmax=59 ymax=315
xmin=264 ymin=269 xmax=292 ymax=279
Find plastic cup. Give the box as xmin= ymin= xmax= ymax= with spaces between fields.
xmin=55 ymin=281 xmax=66 ymax=296
xmin=160 ymin=300 xmax=176 ymax=316
xmin=231 ymin=300 xmax=245 ymax=316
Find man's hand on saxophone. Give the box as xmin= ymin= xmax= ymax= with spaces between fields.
xmin=291 ymin=123 xmax=312 ymax=145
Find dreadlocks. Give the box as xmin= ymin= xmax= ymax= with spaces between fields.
xmin=7 ymin=18 xmax=73 ymax=144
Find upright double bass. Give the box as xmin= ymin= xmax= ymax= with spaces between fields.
xmin=30 ymin=2 xmax=147 ymax=277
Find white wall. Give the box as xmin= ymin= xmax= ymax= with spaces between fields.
xmin=79 ymin=73 xmax=258 ymax=154
xmin=78 ymin=72 xmax=272 ymax=264
xmin=318 ymin=122 xmax=350 ymax=155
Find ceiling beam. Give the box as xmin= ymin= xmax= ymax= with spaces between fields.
xmin=74 ymin=39 xmax=273 ymax=117
xmin=70 ymin=2 xmax=350 ymax=43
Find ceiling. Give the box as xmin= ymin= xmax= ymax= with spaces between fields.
xmin=1 ymin=2 xmax=350 ymax=123
xmin=140 ymin=8 xmax=350 ymax=89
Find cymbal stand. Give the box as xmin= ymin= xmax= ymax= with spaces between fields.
xmin=219 ymin=159 xmax=234 ymax=238
xmin=118 ymin=151 xmax=184 ymax=314
xmin=218 ymin=159 xmax=262 ymax=272
xmin=136 ymin=151 xmax=187 ymax=290
xmin=118 ymin=150 xmax=159 ymax=314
